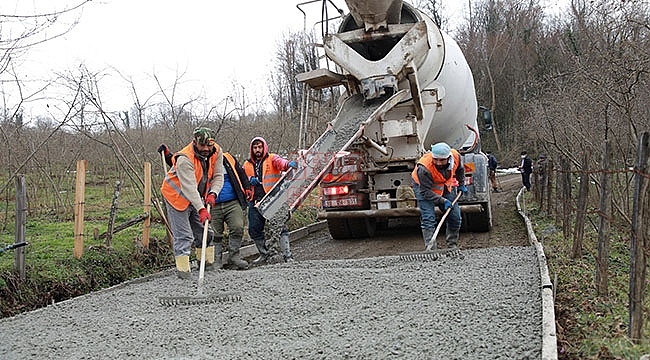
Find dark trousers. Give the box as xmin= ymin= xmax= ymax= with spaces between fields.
xmin=522 ymin=172 xmax=531 ymax=191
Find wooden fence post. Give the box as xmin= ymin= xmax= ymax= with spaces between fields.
xmin=629 ymin=131 xmax=649 ymax=342
xmin=546 ymin=158 xmax=553 ymax=215
xmin=553 ymin=158 xmax=562 ymax=224
xmin=143 ymin=162 xmax=151 ymax=248
xmin=534 ymin=155 xmax=548 ymax=211
xmin=533 ymin=164 xmax=540 ymax=203
xmin=106 ymin=181 xmax=121 ymax=247
xmin=572 ymin=152 xmax=589 ymax=259
xmin=14 ymin=175 xmax=26 ymax=280
xmin=73 ymin=160 xmax=88 ymax=259
xmin=560 ymin=157 xmax=572 ymax=239
xmin=596 ymin=140 xmax=611 ymax=296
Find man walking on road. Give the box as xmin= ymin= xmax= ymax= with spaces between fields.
xmin=518 ymin=151 xmax=533 ymax=191
xmin=160 ymin=127 xmax=224 ymax=279
xmin=243 ymin=136 xmax=298 ymax=265
xmin=486 ymin=150 xmax=499 ymax=192
xmin=411 ymin=142 xmax=467 ymax=250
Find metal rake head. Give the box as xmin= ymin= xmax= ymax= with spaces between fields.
xmin=399 ymin=248 xmax=464 ymax=261
xmin=158 ymin=292 xmax=241 ymax=306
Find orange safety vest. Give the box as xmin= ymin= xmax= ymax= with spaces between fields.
xmin=161 ymin=143 xmax=221 ymax=211
xmin=243 ymin=154 xmax=283 ymax=193
xmin=224 ymin=152 xmax=245 ymax=194
xmin=411 ymin=149 xmax=461 ymax=195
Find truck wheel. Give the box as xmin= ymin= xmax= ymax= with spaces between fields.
xmin=464 ymin=202 xmax=492 ymax=232
xmin=327 ymin=218 xmax=377 ymax=239
xmin=347 ymin=218 xmax=376 ymax=238
xmin=327 ymin=218 xmax=350 ymax=239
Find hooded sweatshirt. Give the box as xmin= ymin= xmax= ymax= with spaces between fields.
xmin=243 ymin=136 xmax=290 ymax=201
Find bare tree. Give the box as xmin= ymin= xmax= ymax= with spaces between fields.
xmin=0 ymin=1 xmax=91 ymax=76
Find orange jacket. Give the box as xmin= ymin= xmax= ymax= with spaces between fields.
xmin=243 ymin=155 xmax=283 ymax=193
xmin=161 ymin=143 xmax=221 ymax=211
xmin=411 ymin=149 xmax=461 ymax=195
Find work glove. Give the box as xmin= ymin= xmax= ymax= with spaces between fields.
xmin=205 ymin=192 xmax=216 ymax=207
xmin=245 ymin=188 xmax=254 ymax=202
xmin=443 ymin=199 xmax=452 ymax=211
xmin=157 ymin=144 xmax=170 ymax=155
xmin=249 ymin=177 xmax=260 ymax=186
xmin=199 ymin=208 xmax=211 ymax=223
xmin=287 ymin=160 xmax=298 ymax=169
xmin=158 ymin=144 xmax=173 ymax=167
xmin=458 ymin=185 xmax=468 ymax=194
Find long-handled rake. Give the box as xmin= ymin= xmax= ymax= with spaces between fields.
xmin=0 ymin=242 xmax=28 ymax=255
xmin=400 ymin=192 xmax=464 ymax=261
xmin=159 ymin=205 xmax=241 ymax=306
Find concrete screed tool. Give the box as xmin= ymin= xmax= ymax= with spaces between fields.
xmin=399 ymin=191 xmax=464 ymax=261
xmin=159 ymin=205 xmax=240 ymax=306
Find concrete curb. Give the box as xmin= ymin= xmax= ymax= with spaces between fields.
xmin=237 ymin=220 xmax=328 ymax=259
xmin=516 ymin=188 xmax=558 ymax=360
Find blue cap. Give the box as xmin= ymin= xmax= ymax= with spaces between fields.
xmin=431 ymin=142 xmax=451 ymax=159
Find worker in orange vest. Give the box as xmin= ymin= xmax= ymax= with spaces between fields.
xmin=411 ymin=142 xmax=467 ymax=251
xmin=243 ymin=136 xmax=298 ymax=265
xmin=160 ymin=127 xmax=224 ymax=279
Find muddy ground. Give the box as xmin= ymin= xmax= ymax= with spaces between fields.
xmin=285 ymin=173 xmax=528 ymax=261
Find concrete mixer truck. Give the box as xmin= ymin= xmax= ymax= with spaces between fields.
xmin=257 ymin=0 xmax=492 ymax=240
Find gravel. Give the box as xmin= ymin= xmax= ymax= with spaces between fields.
xmin=0 ymin=246 xmax=541 ymax=359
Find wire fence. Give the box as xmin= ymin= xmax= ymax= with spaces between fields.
xmin=530 ymin=132 xmax=649 ymax=342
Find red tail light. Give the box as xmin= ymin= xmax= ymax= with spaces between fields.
xmin=322 ymin=185 xmax=349 ymax=196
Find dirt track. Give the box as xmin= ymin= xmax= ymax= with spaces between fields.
xmin=288 ymin=173 xmax=528 ymax=260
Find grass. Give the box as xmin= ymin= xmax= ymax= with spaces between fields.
xmin=0 ymin=173 xmax=320 ymax=318
xmin=525 ymin=194 xmax=650 ymax=360
xmin=0 ymin=173 xmax=172 ymax=316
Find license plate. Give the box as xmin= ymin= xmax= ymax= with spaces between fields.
xmin=324 ymin=197 xmax=359 ymax=207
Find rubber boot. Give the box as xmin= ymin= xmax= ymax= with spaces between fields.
xmin=252 ymin=239 xmax=270 ymax=265
xmin=195 ymin=245 xmax=219 ymax=271
xmin=422 ymin=228 xmax=436 ymax=249
xmin=252 ymin=237 xmax=269 ymax=264
xmin=446 ymin=228 xmax=460 ymax=250
xmin=213 ymin=242 xmax=223 ymax=269
xmin=175 ymin=255 xmax=191 ymax=279
xmin=226 ymin=237 xmax=249 ymax=270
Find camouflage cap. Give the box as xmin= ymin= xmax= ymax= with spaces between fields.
xmin=193 ymin=127 xmax=215 ymax=146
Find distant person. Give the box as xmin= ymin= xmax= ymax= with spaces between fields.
xmin=486 ymin=150 xmax=499 ymax=192
xmin=243 ymin=136 xmax=298 ymax=265
xmin=411 ymin=142 xmax=467 ymax=251
xmin=518 ymin=151 xmax=533 ymax=191
xmin=159 ymin=127 xmax=224 ymax=279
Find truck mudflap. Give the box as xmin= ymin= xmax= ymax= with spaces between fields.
xmin=256 ymin=89 xmax=409 ymax=222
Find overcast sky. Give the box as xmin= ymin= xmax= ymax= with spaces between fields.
xmin=13 ymin=0 xmax=315 ymax=113
xmin=7 ymin=0 xmax=565 ymax=116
